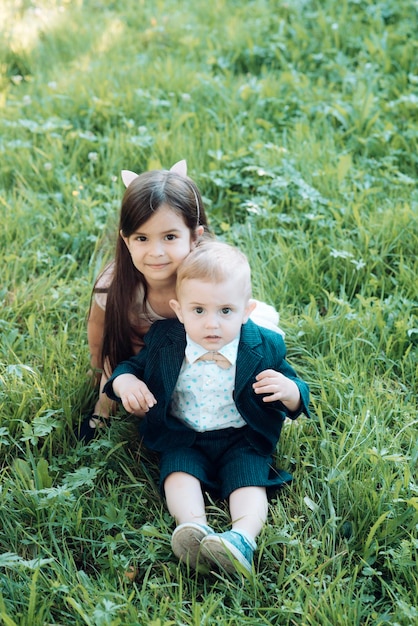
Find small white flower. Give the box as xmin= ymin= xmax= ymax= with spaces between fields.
xmin=350 ymin=258 xmax=366 ymax=270
xmin=88 ymin=152 xmax=98 ymax=162
xmin=330 ymin=248 xmax=354 ymax=259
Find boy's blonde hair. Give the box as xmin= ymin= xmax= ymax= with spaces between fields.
xmin=176 ymin=241 xmax=252 ymax=300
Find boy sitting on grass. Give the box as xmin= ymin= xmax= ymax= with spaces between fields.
xmin=104 ymin=241 xmax=310 ymax=574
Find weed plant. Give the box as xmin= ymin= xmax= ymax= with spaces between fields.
xmin=0 ymin=0 xmax=417 ymax=624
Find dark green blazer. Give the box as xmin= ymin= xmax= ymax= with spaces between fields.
xmin=104 ymin=318 xmax=310 ymax=455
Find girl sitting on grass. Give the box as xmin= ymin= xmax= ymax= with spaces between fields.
xmin=77 ymin=161 xmax=282 ymax=442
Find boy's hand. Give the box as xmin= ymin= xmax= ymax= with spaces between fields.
xmin=113 ymin=374 xmax=157 ymax=415
xmin=253 ymin=369 xmax=301 ymax=412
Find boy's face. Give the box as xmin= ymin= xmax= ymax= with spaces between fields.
xmin=170 ymin=277 xmax=256 ymax=351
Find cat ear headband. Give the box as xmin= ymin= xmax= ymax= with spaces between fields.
xmin=120 ymin=159 xmax=201 ymax=225
xmin=121 ymin=159 xmax=187 ymax=188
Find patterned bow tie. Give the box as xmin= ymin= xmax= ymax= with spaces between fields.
xmin=196 ymin=351 xmax=232 ymax=369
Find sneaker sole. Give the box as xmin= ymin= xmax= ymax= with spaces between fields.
xmin=171 ymin=524 xmax=210 ymax=569
xmin=200 ymin=535 xmax=252 ymax=574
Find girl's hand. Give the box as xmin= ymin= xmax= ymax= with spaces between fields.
xmin=253 ymin=369 xmax=301 ymax=412
xmin=113 ymin=374 xmax=157 ymax=415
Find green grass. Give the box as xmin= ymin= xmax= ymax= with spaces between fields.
xmin=0 ymin=0 xmax=417 ymax=623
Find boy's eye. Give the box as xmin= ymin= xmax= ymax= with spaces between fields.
xmin=194 ymin=307 xmax=204 ymax=315
xmin=221 ymin=307 xmax=232 ymax=315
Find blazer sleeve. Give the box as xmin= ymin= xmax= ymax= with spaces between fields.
xmin=102 ymin=323 xmax=161 ymax=402
xmin=260 ymin=327 xmax=310 ymax=420
xmin=103 ymin=351 xmax=148 ymax=402
xmin=102 ymin=318 xmax=184 ymax=402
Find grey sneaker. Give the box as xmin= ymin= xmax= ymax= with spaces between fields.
xmin=200 ymin=530 xmax=256 ymax=574
xmin=171 ymin=522 xmax=213 ymax=569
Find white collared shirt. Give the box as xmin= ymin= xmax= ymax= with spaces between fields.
xmin=170 ymin=336 xmax=246 ymax=432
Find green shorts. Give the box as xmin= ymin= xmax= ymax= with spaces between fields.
xmin=159 ymin=426 xmax=292 ymax=500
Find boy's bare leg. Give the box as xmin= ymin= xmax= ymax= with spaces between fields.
xmin=164 ymin=472 xmax=207 ymax=526
xmin=229 ymin=486 xmax=268 ymax=539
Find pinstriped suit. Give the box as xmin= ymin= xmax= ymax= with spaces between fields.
xmin=104 ymin=318 xmax=310 ymax=456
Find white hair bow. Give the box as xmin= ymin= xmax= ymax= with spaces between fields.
xmin=121 ymin=159 xmax=187 ymax=188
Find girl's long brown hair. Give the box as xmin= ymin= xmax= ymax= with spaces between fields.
xmin=95 ymin=169 xmax=210 ymax=373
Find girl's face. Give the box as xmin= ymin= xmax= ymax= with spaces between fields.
xmin=121 ymin=204 xmax=203 ymax=284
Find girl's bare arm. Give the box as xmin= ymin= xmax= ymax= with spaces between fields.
xmin=87 ymin=300 xmax=106 ymax=374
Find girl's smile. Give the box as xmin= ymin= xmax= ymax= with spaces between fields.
xmin=146 ymin=262 xmax=171 ymax=270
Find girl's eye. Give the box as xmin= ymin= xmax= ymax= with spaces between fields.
xmin=136 ymin=236 xmax=147 ymax=242
xmin=165 ymin=234 xmax=177 ymax=241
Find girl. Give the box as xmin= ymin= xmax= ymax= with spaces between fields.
xmin=78 ymin=160 xmax=209 ymax=441
xmin=78 ymin=160 xmax=282 ymax=442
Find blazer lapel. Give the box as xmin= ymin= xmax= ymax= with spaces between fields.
xmin=235 ymin=322 xmax=264 ymax=395
xmin=159 ymin=323 xmax=187 ymax=396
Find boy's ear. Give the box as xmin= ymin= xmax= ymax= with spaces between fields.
xmin=243 ymin=299 xmax=257 ymax=323
xmin=169 ymin=299 xmax=183 ymax=322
